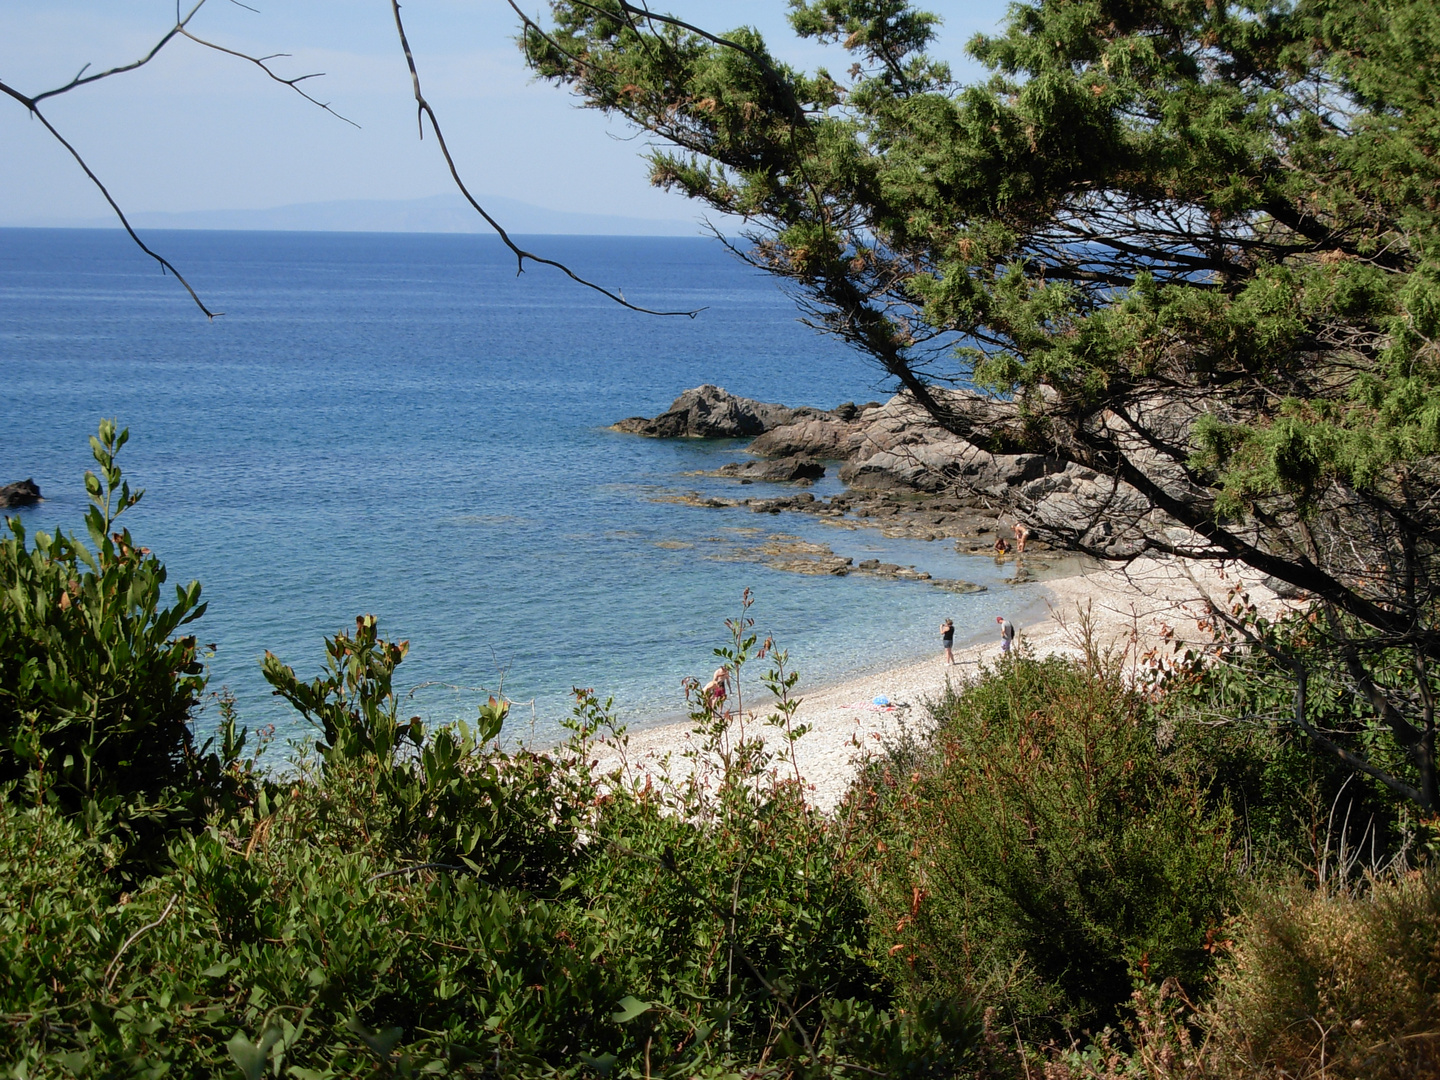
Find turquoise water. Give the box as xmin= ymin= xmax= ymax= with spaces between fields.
xmin=0 ymin=228 xmax=1040 ymax=742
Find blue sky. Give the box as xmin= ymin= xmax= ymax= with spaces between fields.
xmin=1 ymin=1 xmax=1013 ymax=226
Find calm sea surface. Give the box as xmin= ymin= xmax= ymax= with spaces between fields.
xmin=0 ymin=228 xmax=1040 ymax=744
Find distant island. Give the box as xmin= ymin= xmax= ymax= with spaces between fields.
xmin=4 ymin=192 xmax=705 ymax=236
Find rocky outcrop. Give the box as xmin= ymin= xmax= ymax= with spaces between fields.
xmin=0 ymin=479 xmax=42 ymax=509
xmin=750 ymin=389 xmax=1147 ymax=552
xmin=714 ymin=456 xmax=825 ymax=483
xmin=756 ymin=391 xmax=1065 ymax=497
xmin=620 ymin=385 xmax=1151 ymax=554
xmin=612 ymin=385 xmax=807 ymax=438
xmin=747 ymin=403 xmax=882 ymax=458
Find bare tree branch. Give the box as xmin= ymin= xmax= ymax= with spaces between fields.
xmin=392 ymin=0 xmax=702 ymax=318
xmin=9 ymin=101 xmax=223 ymax=317
xmin=178 ymin=31 xmax=360 ymax=128
xmin=104 ymin=895 xmax=179 ymax=991
xmin=1 ymin=0 xmax=362 ymax=317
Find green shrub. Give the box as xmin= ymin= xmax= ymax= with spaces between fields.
xmin=260 ymin=614 xmax=588 ymax=895
xmin=0 ymin=569 xmax=1001 ymax=1077
xmin=1162 ymin=603 xmax=1420 ymax=877
xmin=848 ymin=652 xmax=1236 ymax=1040
xmin=0 ymin=782 xmax=637 ymax=1078
xmin=0 ymin=422 xmax=256 ymax=873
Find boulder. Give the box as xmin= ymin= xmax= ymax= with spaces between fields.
xmin=612 ymin=385 xmax=798 ymax=438
xmin=835 ymin=394 xmax=989 ymax=492
xmin=715 ymin=456 xmax=825 ymax=483
xmin=749 ymin=414 xmax=867 ymax=459
xmin=747 ymin=492 xmax=819 ymax=513
xmin=0 ymin=479 xmax=42 ymax=509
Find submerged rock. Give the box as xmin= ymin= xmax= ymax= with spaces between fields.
xmin=930 ymin=578 xmax=988 ymax=594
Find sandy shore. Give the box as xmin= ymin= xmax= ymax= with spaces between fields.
xmin=591 ymin=556 xmax=1282 ymax=810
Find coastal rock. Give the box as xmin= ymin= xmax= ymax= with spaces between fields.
xmin=714 ymin=456 xmax=825 ymax=483
xmin=748 ymin=492 xmax=819 ymax=514
xmin=831 ymin=392 xmax=1069 ymax=497
xmin=652 ymin=491 xmax=742 ymax=509
xmin=769 ymin=556 xmax=853 ymax=576
xmin=613 ymin=385 xmax=800 ymax=439
xmin=640 ymin=384 xmax=1111 ymax=550
xmin=850 ymin=558 xmax=932 ymax=580
xmin=930 ymin=578 xmax=988 ymax=594
xmin=0 ymin=479 xmax=42 ymax=509
xmin=748 ymin=413 xmax=870 ymax=459
xmin=834 ymin=394 xmax=985 ymax=493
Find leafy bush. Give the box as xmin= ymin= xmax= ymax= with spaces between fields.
xmin=848 ymin=652 xmax=1236 ymax=1040
xmin=0 ymin=567 xmax=1006 ymax=1077
xmin=0 ymin=779 xmax=638 ymax=1078
xmin=0 ymin=422 xmax=255 ymax=872
xmin=1161 ymin=596 xmax=1423 ymax=876
xmin=260 ymin=615 xmax=587 ymax=895
xmin=15 ymin=425 xmax=1440 ymax=1078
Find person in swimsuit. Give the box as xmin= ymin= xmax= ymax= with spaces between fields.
xmin=1013 ymin=521 xmax=1030 ymax=554
xmin=993 ymin=535 xmax=1009 ymax=556
xmin=940 ymin=618 xmax=955 ymax=666
xmin=702 ymin=666 xmax=729 ymax=713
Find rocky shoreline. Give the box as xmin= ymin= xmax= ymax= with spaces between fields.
xmin=613 ymin=383 xmax=1085 ymax=560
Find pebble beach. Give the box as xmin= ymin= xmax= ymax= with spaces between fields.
xmin=595 ymin=555 xmax=1283 ymax=810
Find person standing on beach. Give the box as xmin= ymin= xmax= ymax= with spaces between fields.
xmin=996 ymin=615 xmax=1015 ymax=654
xmin=940 ymin=618 xmax=955 ymax=666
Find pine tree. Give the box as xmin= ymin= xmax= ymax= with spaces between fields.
xmin=522 ymin=0 xmax=1440 ymax=808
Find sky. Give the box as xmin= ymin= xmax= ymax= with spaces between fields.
xmin=0 ymin=1 xmax=1013 ymax=227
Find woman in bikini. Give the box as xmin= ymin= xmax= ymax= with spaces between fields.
xmin=702 ymin=666 xmax=729 ymax=714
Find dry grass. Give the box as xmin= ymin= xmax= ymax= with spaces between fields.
xmin=1043 ymin=868 xmax=1440 ymax=1080
xmin=1200 ymin=869 xmax=1440 ymax=1079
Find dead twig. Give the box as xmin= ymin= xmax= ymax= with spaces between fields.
xmin=367 ymin=862 xmax=465 ymax=883
xmin=104 ymin=895 xmax=179 ymax=990
xmin=1 ymin=0 xmax=358 ymax=317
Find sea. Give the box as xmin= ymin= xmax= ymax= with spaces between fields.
xmin=0 ymin=228 xmax=1045 ymax=746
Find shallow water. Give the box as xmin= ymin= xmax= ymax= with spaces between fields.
xmin=0 ymin=228 xmax=1046 ymax=743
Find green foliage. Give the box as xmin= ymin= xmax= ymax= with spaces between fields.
xmin=1161 ymin=588 xmax=1434 ymax=864
xmin=525 ymin=0 xmax=1440 ymax=492
xmin=0 ymin=567 xmax=1005 ymax=1077
xmin=8 ymin=432 xmax=1439 ymax=1077
xmin=0 ymin=783 xmax=636 ymax=1078
xmin=849 ymin=652 xmax=1235 ymax=1040
xmin=549 ymin=593 xmax=1007 ymax=1077
xmin=0 ymin=421 xmax=256 ymax=872
xmin=259 ymin=616 xmax=584 ymax=894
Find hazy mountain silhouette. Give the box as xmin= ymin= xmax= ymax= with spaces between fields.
xmin=12 ymin=193 xmax=703 ymax=236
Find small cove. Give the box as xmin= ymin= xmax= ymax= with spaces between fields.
xmin=1 ymin=228 xmax=1053 ymax=743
